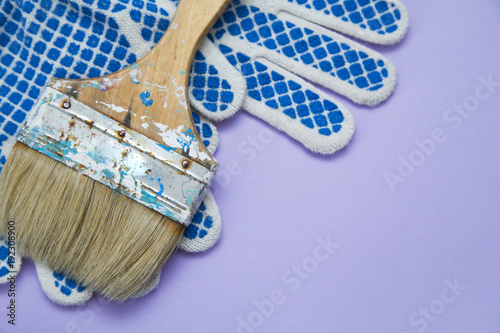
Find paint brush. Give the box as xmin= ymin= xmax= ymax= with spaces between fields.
xmin=0 ymin=0 xmax=229 ymax=300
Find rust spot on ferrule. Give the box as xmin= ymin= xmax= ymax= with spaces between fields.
xmin=84 ymin=120 xmax=94 ymax=129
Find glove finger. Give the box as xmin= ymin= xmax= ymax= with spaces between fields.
xmin=35 ymin=262 xmax=93 ymax=306
xmin=179 ymin=190 xmax=221 ymax=252
xmin=0 ymin=236 xmax=21 ymax=282
xmin=189 ymin=40 xmax=246 ymax=122
xmin=192 ymin=109 xmax=219 ymax=154
xmin=280 ymin=0 xmax=409 ymax=45
xmin=211 ymin=0 xmax=396 ymax=106
xmin=219 ymin=45 xmax=354 ymax=154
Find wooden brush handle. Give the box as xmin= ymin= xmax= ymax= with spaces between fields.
xmin=150 ymin=0 xmax=230 ymax=78
xmin=50 ymin=0 xmax=230 ymax=169
xmin=131 ymin=0 xmax=230 ymax=88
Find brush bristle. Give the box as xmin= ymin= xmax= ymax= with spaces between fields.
xmin=0 ymin=142 xmax=185 ymax=301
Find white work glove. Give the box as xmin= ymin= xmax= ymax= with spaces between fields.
xmin=0 ymin=0 xmax=408 ymax=305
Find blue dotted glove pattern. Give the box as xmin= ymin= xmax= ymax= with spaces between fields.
xmin=34 ymin=261 xmax=93 ymax=305
xmin=178 ymin=190 xmax=220 ymax=253
xmin=288 ymin=0 xmax=403 ymax=35
xmin=0 ymin=0 xmax=235 ymax=169
xmin=52 ymin=271 xmax=87 ymax=296
xmin=191 ymin=50 xmax=235 ymax=114
xmin=192 ymin=109 xmax=218 ymax=153
xmin=219 ymin=45 xmax=344 ymax=136
xmin=181 ymin=114 xmax=220 ymax=250
xmin=183 ymin=199 xmax=214 ymax=240
xmin=0 ymin=235 xmax=21 ymax=284
xmin=211 ymin=0 xmax=390 ymax=93
xmin=0 ymin=236 xmax=14 ymax=278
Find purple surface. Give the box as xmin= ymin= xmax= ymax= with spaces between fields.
xmin=1 ymin=1 xmax=500 ymax=332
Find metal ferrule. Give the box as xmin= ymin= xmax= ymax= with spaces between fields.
xmin=18 ymin=87 xmax=216 ymax=226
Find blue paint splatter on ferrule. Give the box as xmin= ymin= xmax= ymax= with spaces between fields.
xmin=18 ymin=88 xmax=217 ymax=226
xmin=157 ymin=177 xmax=164 ymax=196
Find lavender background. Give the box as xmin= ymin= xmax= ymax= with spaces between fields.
xmin=1 ymin=1 xmax=500 ymax=332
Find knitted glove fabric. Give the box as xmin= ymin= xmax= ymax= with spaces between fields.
xmin=185 ymin=0 xmax=408 ymax=153
xmin=0 ymin=0 xmax=408 ymax=305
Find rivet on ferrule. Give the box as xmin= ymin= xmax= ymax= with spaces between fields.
xmin=62 ymin=100 xmax=71 ymax=109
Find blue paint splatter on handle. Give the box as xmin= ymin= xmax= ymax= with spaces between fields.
xmin=183 ymin=128 xmax=194 ymax=137
xmin=140 ymin=91 xmax=153 ymax=106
